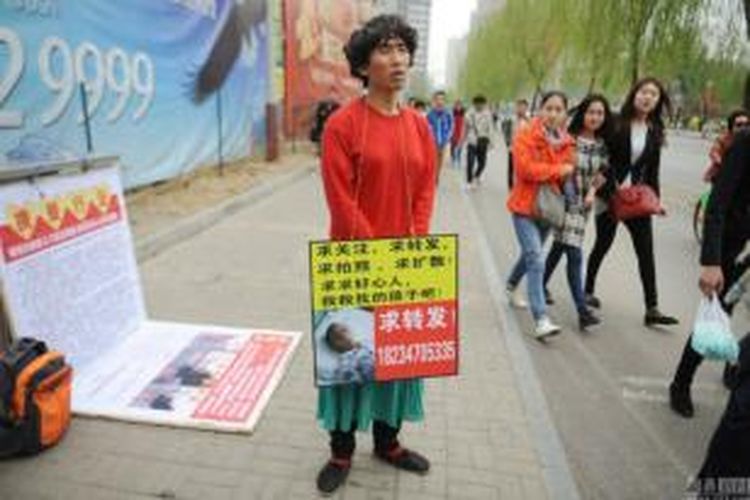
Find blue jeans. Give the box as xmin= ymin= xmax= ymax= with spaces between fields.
xmin=544 ymin=241 xmax=586 ymax=315
xmin=507 ymin=214 xmax=550 ymax=321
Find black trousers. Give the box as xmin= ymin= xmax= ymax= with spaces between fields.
xmin=329 ymin=420 xmax=400 ymax=459
xmin=507 ymin=152 xmax=514 ymax=189
xmin=467 ymin=139 xmax=489 ymax=184
xmin=672 ymin=234 xmax=750 ymax=389
xmin=585 ymin=212 xmax=658 ymax=309
xmin=694 ymin=336 xmax=750 ymax=485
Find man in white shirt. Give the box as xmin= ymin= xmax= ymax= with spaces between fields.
xmin=464 ymin=95 xmax=495 ymax=189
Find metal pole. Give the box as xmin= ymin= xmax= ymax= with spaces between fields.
xmin=79 ymin=83 xmax=93 ymax=154
xmin=216 ymin=88 xmax=224 ymax=175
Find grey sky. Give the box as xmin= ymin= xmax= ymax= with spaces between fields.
xmin=428 ymin=0 xmax=477 ymax=86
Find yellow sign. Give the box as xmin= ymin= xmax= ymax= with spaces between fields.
xmin=310 ymin=235 xmax=458 ymax=311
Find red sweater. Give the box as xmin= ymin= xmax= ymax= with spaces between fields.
xmin=321 ymin=98 xmax=437 ymax=240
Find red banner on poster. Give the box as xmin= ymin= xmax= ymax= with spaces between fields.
xmin=282 ymin=0 xmax=373 ymax=137
xmin=0 ymin=188 xmax=122 ymax=263
xmin=374 ymin=300 xmax=458 ymax=381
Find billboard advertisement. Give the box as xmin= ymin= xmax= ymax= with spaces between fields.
xmin=282 ymin=0 xmax=373 ymax=138
xmin=0 ymin=0 xmax=270 ymax=189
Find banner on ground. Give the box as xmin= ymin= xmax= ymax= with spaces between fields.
xmin=0 ymin=0 xmax=269 ymax=189
xmin=74 ymin=321 xmax=300 ymax=433
xmin=309 ymin=235 xmax=459 ymax=386
xmin=0 ymin=159 xmax=301 ymax=432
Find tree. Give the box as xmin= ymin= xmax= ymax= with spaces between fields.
xmin=460 ymin=0 xmax=747 ymax=112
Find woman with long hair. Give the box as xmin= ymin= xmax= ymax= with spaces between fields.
xmin=543 ymin=94 xmax=613 ymax=330
xmin=506 ymin=90 xmax=575 ymax=339
xmin=583 ymin=77 xmax=679 ymax=326
xmin=316 ymin=15 xmax=436 ymax=494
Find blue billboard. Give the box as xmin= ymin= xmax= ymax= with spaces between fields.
xmin=0 ymin=0 xmax=269 ymax=188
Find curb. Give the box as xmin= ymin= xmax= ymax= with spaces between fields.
xmin=460 ymin=188 xmax=582 ymax=500
xmin=134 ymin=163 xmax=316 ymax=262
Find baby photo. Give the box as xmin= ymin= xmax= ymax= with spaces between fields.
xmin=314 ymin=309 xmax=375 ymax=386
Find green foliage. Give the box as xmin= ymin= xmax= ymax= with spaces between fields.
xmin=459 ymin=0 xmax=749 ymax=114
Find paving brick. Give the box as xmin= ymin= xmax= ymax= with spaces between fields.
xmin=447 ymin=482 xmax=501 ymax=500
xmin=0 ymin=162 xmax=558 ymax=500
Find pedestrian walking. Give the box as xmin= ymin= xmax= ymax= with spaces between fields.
xmin=543 ymin=94 xmax=613 ymax=331
xmin=583 ymin=77 xmax=679 ymax=327
xmin=310 ymin=99 xmax=341 ymax=156
xmin=669 ymin=128 xmax=750 ymax=418
xmin=506 ymin=91 xmax=575 ymax=339
xmin=427 ymin=90 xmax=454 ymax=184
xmin=464 ymin=95 xmax=494 ymax=189
xmin=702 ymin=109 xmax=749 ymax=183
xmin=683 ymin=132 xmax=750 ymax=494
xmin=450 ymin=100 xmax=466 ymax=169
xmin=502 ymin=99 xmax=530 ymax=190
xmin=316 ymin=14 xmax=436 ymax=494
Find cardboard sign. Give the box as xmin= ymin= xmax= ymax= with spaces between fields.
xmin=309 ymin=235 xmax=459 ymax=385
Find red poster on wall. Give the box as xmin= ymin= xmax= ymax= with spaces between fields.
xmin=282 ymin=0 xmax=374 ymax=138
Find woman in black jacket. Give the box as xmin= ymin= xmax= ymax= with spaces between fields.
xmin=583 ymin=77 xmax=679 ymax=326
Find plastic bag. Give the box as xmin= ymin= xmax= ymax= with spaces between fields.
xmin=691 ymin=294 xmax=739 ymax=362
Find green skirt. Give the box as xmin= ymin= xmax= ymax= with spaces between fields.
xmin=317 ymin=379 xmax=424 ymax=432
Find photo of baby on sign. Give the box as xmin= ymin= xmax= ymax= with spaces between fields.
xmin=314 ymin=309 xmax=375 ymax=386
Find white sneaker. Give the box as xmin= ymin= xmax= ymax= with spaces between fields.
xmin=534 ymin=316 xmax=562 ymax=340
xmin=506 ymin=287 xmax=528 ymax=309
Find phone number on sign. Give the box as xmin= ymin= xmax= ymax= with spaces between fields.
xmin=0 ymin=27 xmax=155 ymax=128
xmin=377 ymin=341 xmax=456 ymax=367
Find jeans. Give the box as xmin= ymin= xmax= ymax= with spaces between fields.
xmin=507 ymin=214 xmax=550 ymax=321
xmin=451 ymin=142 xmax=463 ymax=168
xmin=544 ymin=241 xmax=586 ymax=315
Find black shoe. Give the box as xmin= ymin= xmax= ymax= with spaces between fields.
xmin=579 ymin=309 xmax=601 ymax=331
xmin=375 ymin=446 xmax=430 ymax=474
xmin=545 ymin=289 xmax=555 ymax=305
xmin=669 ymin=383 xmax=694 ymax=418
xmin=316 ymin=459 xmax=351 ymax=495
xmin=645 ymin=308 xmax=679 ymax=326
xmin=723 ymin=363 xmax=739 ymax=390
xmin=585 ymin=294 xmax=601 ymax=309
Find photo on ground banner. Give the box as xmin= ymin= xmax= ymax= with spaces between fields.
xmin=309 ymin=235 xmax=459 ymax=386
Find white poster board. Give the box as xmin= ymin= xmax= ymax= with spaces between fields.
xmin=74 ymin=321 xmax=301 ymax=432
xmin=0 ymin=161 xmax=301 ymax=433
xmin=0 ymin=165 xmax=145 ymax=368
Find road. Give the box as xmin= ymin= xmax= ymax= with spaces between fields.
xmin=464 ymin=132 xmax=748 ymax=499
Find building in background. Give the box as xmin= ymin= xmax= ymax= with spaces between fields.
xmin=445 ymin=36 xmax=468 ymax=91
xmin=374 ymin=0 xmax=433 ymax=94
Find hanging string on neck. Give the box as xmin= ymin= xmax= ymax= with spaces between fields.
xmin=349 ymin=97 xmax=416 ymax=240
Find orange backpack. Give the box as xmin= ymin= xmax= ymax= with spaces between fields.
xmin=0 ymin=338 xmax=72 ymax=456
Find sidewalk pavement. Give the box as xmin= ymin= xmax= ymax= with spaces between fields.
xmin=0 ymin=161 xmax=575 ymax=499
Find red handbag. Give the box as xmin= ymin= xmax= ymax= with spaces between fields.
xmin=609 ymin=185 xmax=665 ymax=220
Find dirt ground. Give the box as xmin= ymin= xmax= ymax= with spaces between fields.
xmin=125 ymin=153 xmax=315 ymax=240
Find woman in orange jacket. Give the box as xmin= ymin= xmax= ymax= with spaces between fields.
xmin=505 ymin=91 xmax=575 ymax=339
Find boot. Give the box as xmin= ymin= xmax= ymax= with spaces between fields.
xmin=669 ymin=383 xmax=694 ymax=418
